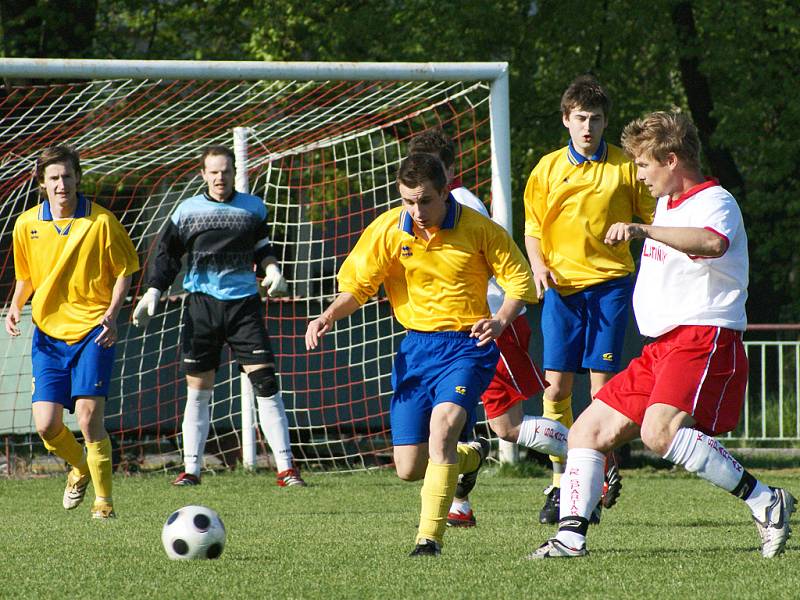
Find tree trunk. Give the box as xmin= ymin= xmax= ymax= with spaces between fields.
xmin=671 ymin=1 xmax=746 ymax=200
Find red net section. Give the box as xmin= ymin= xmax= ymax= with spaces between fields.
xmin=0 ymin=77 xmax=493 ymax=475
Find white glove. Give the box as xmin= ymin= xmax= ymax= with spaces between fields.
xmin=262 ymin=263 xmax=289 ymax=297
xmin=132 ymin=287 xmax=162 ymax=328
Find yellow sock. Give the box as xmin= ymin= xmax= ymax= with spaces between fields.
xmin=86 ymin=437 xmax=113 ymax=500
xmin=543 ymin=395 xmax=573 ymax=487
xmin=456 ymin=443 xmax=481 ymax=474
xmin=41 ymin=425 xmax=88 ymax=475
xmin=416 ymin=461 xmax=459 ymax=545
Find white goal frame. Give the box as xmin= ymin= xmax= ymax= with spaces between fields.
xmin=0 ymin=58 xmax=518 ymax=464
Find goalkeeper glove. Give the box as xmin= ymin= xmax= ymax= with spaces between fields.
xmin=262 ymin=263 xmax=289 ymax=297
xmin=132 ymin=287 xmax=162 ymax=327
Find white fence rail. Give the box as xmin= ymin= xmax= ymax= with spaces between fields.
xmin=733 ymin=331 xmax=800 ymax=442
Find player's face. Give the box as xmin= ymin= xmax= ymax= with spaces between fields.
xmin=398 ymin=180 xmax=449 ymax=232
xmin=41 ymin=162 xmax=79 ymax=206
xmin=202 ymin=154 xmax=234 ymax=201
xmin=634 ymin=152 xmax=677 ymax=199
xmin=563 ymin=106 xmax=607 ymax=157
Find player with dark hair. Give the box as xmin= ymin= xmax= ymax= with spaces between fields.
xmin=6 ymin=143 xmax=139 ymax=519
xmin=409 ymin=128 xmax=568 ymax=527
xmin=305 ymin=153 xmax=538 ymax=556
xmin=132 ymin=145 xmax=304 ymax=487
xmin=530 ymin=111 xmax=795 ymax=559
xmin=523 ymin=75 xmax=655 ymax=523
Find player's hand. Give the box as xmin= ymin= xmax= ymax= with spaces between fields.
xmin=95 ymin=314 xmax=118 ymax=348
xmin=262 ymin=263 xmax=289 ymax=298
xmin=305 ymin=315 xmax=333 ymax=351
xmin=470 ymin=318 xmax=504 ymax=347
xmin=605 ymin=222 xmax=646 ymax=246
xmin=5 ymin=305 xmax=21 ymax=337
xmin=132 ymin=287 xmax=162 ymax=328
xmin=532 ymin=268 xmax=557 ymax=300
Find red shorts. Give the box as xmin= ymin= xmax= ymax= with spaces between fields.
xmin=595 ymin=325 xmax=748 ymax=435
xmin=482 ymin=315 xmax=548 ymax=419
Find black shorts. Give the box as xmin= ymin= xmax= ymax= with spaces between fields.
xmin=181 ymin=293 xmax=275 ymax=374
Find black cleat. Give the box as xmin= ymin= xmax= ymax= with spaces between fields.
xmin=602 ymin=455 xmax=622 ymax=509
xmin=454 ymin=437 xmax=490 ymax=499
xmin=539 ymin=485 xmax=560 ymax=525
xmin=409 ymin=539 xmax=441 ymax=557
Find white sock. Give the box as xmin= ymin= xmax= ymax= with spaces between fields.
xmin=555 ymin=448 xmax=605 ymax=548
xmin=745 ymin=482 xmax=776 ymax=516
xmin=257 ymin=391 xmax=293 ymax=472
xmin=182 ymin=387 xmax=212 ymax=477
xmin=516 ymin=416 xmax=568 ymax=458
xmin=450 ymin=497 xmax=471 ymax=514
xmin=663 ymin=428 xmax=744 ymax=491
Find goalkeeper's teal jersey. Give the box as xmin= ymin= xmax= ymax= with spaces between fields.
xmin=337 ymin=196 xmax=536 ymax=332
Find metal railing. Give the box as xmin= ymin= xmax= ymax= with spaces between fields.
xmin=733 ymin=325 xmax=800 ymax=442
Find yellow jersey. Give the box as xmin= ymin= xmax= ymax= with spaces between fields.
xmin=12 ymin=195 xmax=140 ymax=343
xmin=523 ymin=140 xmax=655 ymax=295
xmin=338 ymin=198 xmax=537 ymax=332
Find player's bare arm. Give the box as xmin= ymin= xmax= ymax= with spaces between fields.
xmin=605 ymin=223 xmax=727 ymax=257
xmin=4 ymin=279 xmax=33 ymax=337
xmin=470 ymin=297 xmax=526 ymax=347
xmin=524 ymin=235 xmax=557 ymax=298
xmin=305 ymin=292 xmax=361 ymax=350
xmin=96 ymin=274 xmax=132 ymax=347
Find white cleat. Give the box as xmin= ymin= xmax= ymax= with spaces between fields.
xmin=526 ymin=537 xmax=588 ymax=559
xmin=63 ymin=470 xmax=91 ymax=510
xmin=753 ymin=487 xmax=796 ymax=558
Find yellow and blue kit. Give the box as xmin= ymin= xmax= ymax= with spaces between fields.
xmin=523 ymin=140 xmax=655 ymax=295
xmin=13 ymin=194 xmax=138 ymax=406
xmin=337 ymin=197 xmax=537 ymax=444
xmin=12 ymin=194 xmax=139 ymax=344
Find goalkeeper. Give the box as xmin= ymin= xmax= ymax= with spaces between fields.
xmin=5 ymin=143 xmax=139 ymax=520
xmin=132 ymin=145 xmax=304 ymax=488
xmin=305 ymin=153 xmax=537 ymax=556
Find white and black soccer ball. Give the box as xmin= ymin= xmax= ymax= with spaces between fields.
xmin=161 ymin=505 xmax=226 ymax=560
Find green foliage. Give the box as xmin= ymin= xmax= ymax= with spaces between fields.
xmin=1 ymin=468 xmax=799 ymax=599
xmin=3 ymin=0 xmax=798 ymax=319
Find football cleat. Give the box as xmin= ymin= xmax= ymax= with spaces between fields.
xmin=409 ymin=538 xmax=441 ymax=557
xmin=753 ymin=487 xmax=796 ymax=558
xmin=91 ymin=499 xmax=117 ymax=520
xmin=602 ymin=454 xmax=622 ymax=509
xmin=526 ymin=537 xmax=587 ymax=559
xmin=455 ymin=437 xmax=490 ymax=499
xmin=277 ymin=467 xmax=307 ymax=487
xmin=447 ymin=509 xmax=477 ymax=528
xmin=172 ymin=472 xmax=201 ymax=486
xmin=63 ymin=469 xmax=91 ymax=510
xmin=539 ymin=485 xmax=560 ymax=524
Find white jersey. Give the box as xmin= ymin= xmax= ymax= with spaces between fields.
xmin=450 ymin=186 xmax=513 ymax=316
xmin=633 ymin=181 xmax=748 ymax=337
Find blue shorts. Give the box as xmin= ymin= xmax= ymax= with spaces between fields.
xmin=32 ymin=325 xmax=115 ymax=413
xmin=390 ymin=330 xmax=499 ymax=446
xmin=541 ymin=277 xmax=631 ymax=373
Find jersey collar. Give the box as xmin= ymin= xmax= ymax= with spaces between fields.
xmin=567 ymin=138 xmax=608 ymax=165
xmin=398 ymin=193 xmax=461 ymax=235
xmin=39 ymin=193 xmax=89 ymax=221
xmin=667 ymin=178 xmax=719 ymax=210
xmin=203 ymin=190 xmax=237 ymax=203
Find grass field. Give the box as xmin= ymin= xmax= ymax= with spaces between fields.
xmin=1 ymin=463 xmax=798 ymax=600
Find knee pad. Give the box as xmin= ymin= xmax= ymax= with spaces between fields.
xmin=248 ymin=367 xmax=279 ymax=397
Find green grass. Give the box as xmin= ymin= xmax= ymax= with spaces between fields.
xmin=1 ymin=466 xmax=799 ymax=599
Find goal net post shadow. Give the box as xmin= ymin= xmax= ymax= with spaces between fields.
xmin=0 ymin=59 xmax=517 ymax=474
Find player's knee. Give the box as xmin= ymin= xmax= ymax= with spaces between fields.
xmin=247 ymin=367 xmax=279 ymax=397
xmin=36 ymin=423 xmax=61 ymax=441
xmin=639 ymin=422 xmax=672 ymax=456
xmin=395 ymin=464 xmax=424 ymax=481
xmin=489 ymin=419 xmax=517 ymax=442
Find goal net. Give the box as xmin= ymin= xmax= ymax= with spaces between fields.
xmin=0 ymin=60 xmax=511 ymax=476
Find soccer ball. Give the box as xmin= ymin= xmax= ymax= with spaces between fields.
xmin=161 ymin=505 xmax=226 ymax=560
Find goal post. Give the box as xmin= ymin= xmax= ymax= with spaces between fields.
xmin=0 ymin=58 xmax=518 ymax=474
